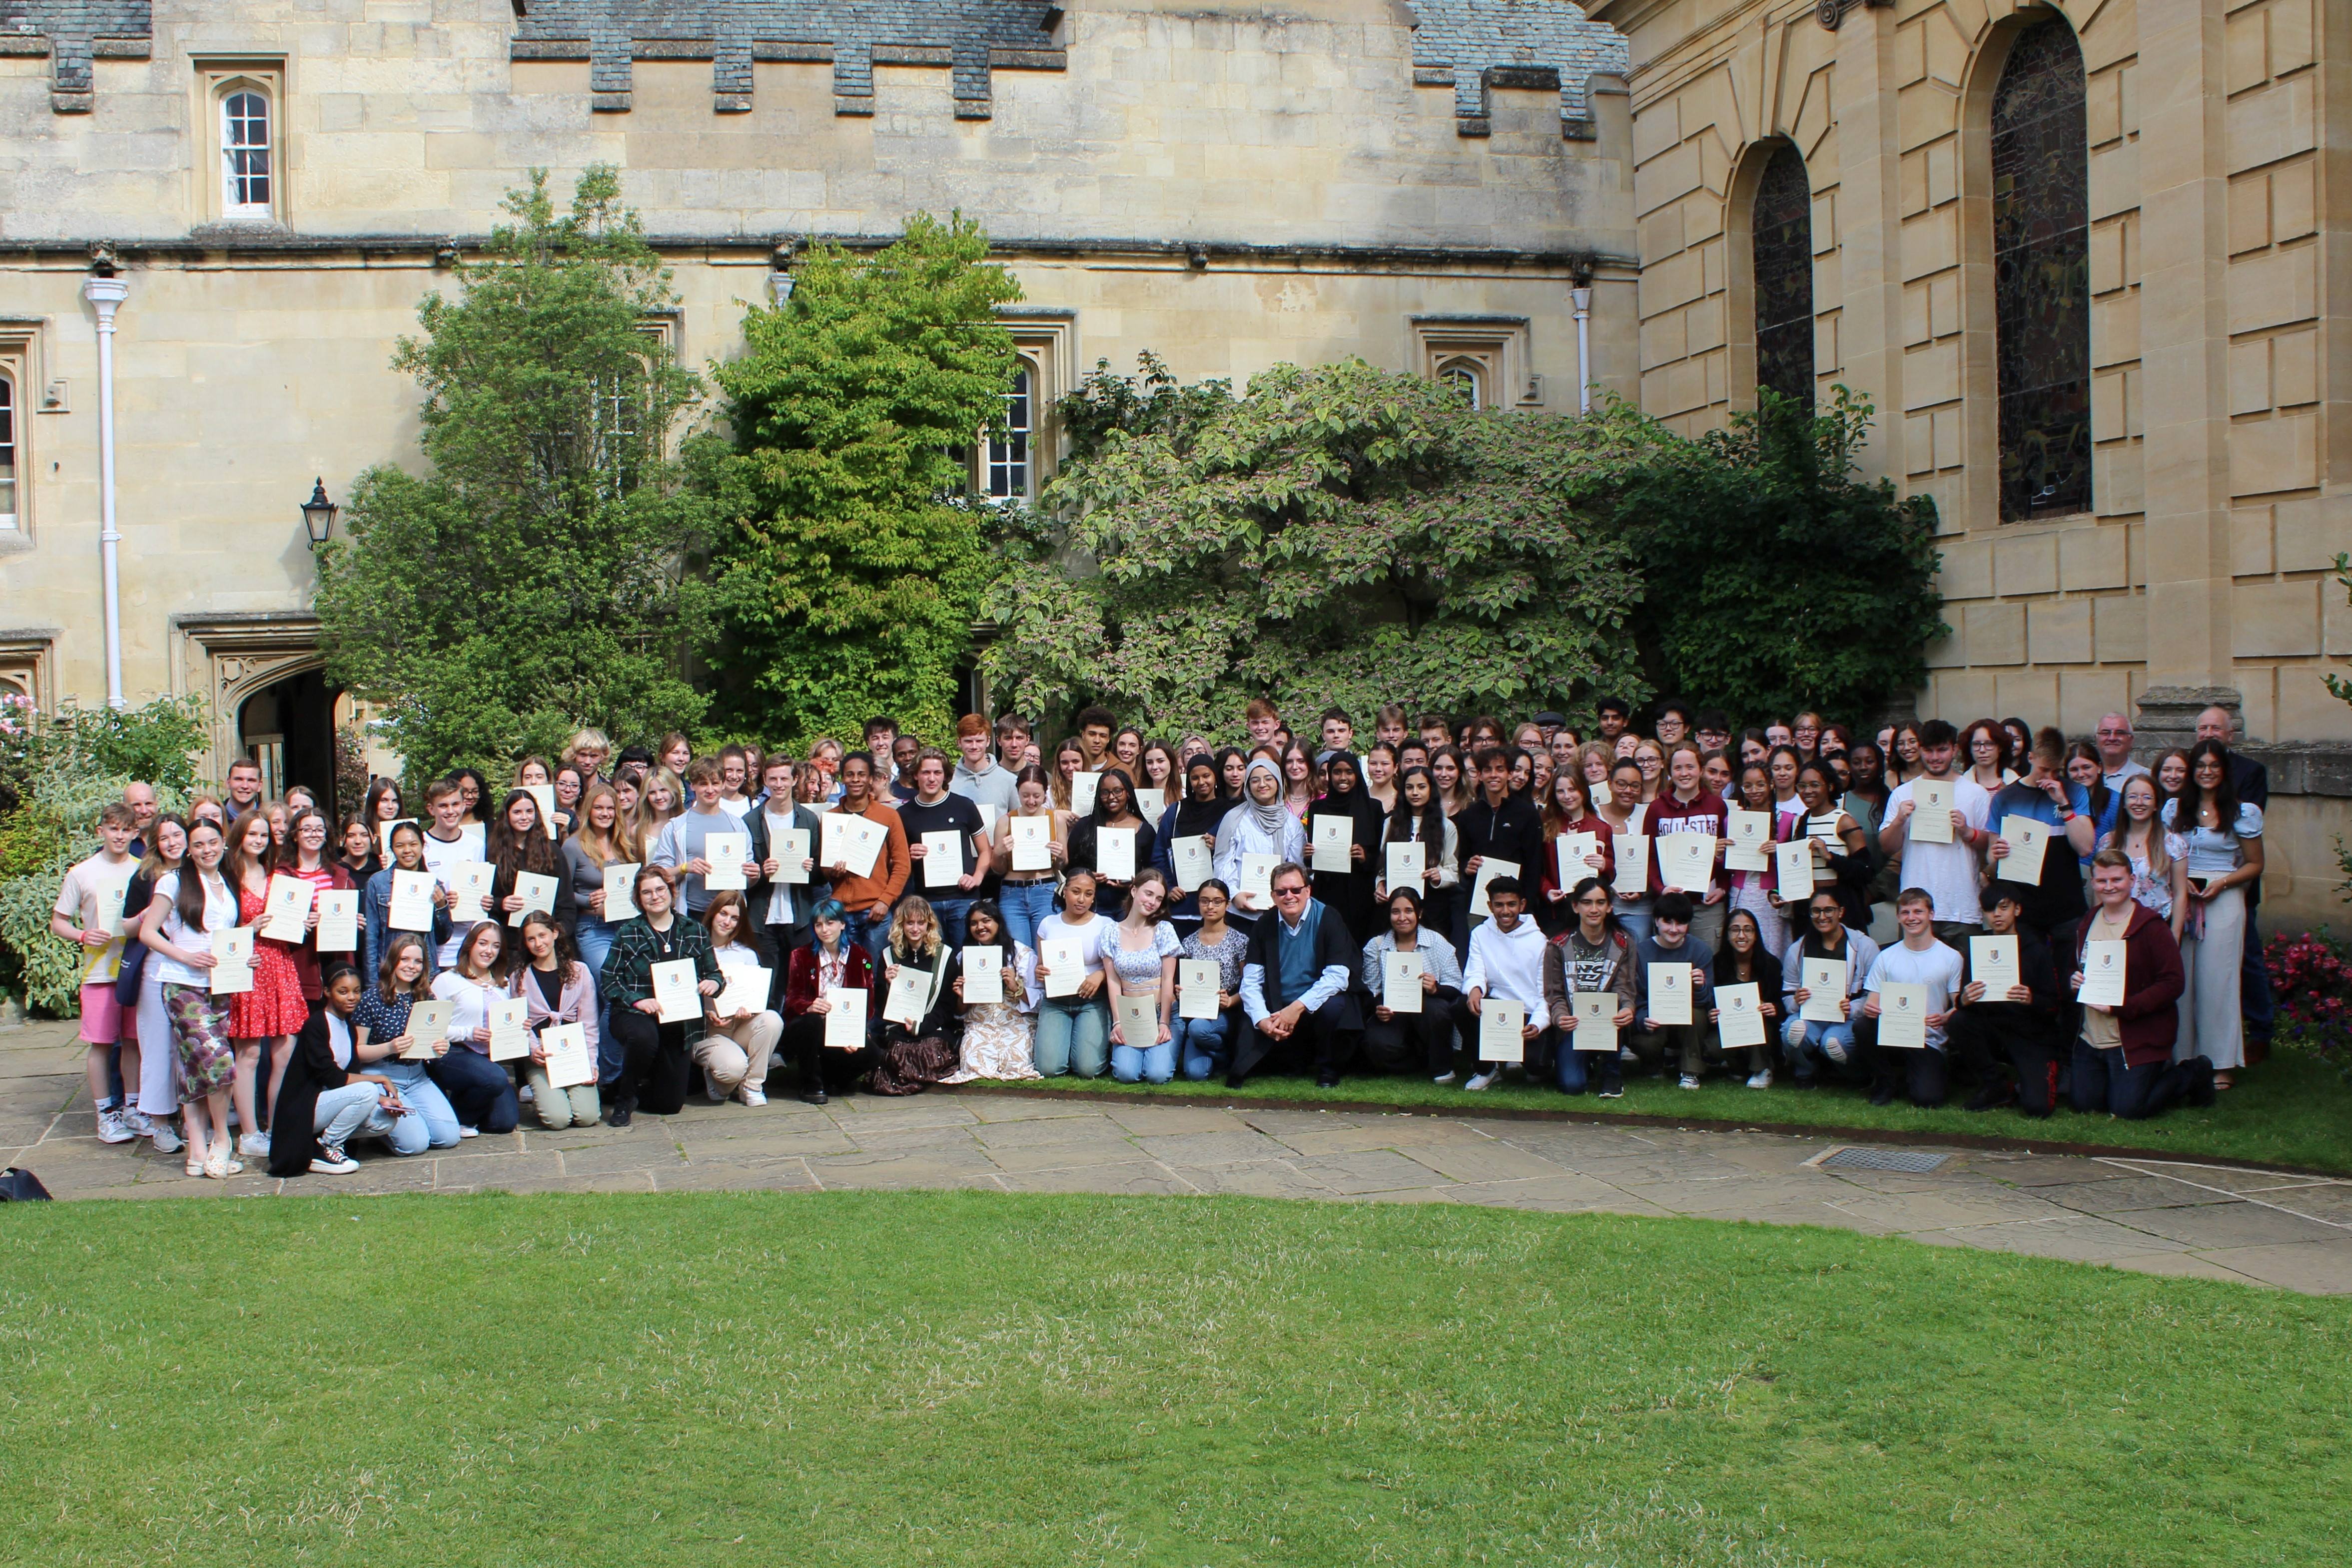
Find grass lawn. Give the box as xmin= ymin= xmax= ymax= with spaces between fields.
xmin=982 ymin=1041 xmax=2352 ymax=1175
xmin=3 ymin=1192 xmax=2346 ymax=1567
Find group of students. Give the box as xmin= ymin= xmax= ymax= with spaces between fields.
xmin=51 ymin=694 xmax=2271 ymax=1178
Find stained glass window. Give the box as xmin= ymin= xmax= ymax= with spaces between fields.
xmin=1751 ymin=142 xmax=1814 ymax=410
xmin=1992 ymin=17 xmax=2091 ymax=520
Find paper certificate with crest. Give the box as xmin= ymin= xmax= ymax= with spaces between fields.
xmin=650 ymin=957 xmax=702 ymax=1024
xmin=1386 ymin=839 xmax=1426 ymax=893
xmin=260 ymin=874 xmax=314 ymax=943
xmin=487 ymin=997 xmax=532 ymax=1061
xmin=702 ymin=831 xmax=750 ymax=892
xmin=1040 ymin=938 xmax=1085 ymax=999
xmin=508 ymin=871 xmax=559 ymax=925
xmin=1878 ymin=982 xmax=1929 ymax=1048
xmin=1998 ymin=814 xmax=2052 ymax=884
xmin=1311 ymin=814 xmax=1353 ymax=873
xmin=1555 ymin=832 xmax=1599 ymax=890
xmin=388 ymin=869 xmax=437 ymax=932
xmin=1646 ymin=961 xmax=1693 ymax=1026
xmin=715 ymin=964 xmax=772 ymax=1019
xmin=1009 ymin=815 xmax=1052 ymax=872
xmin=602 ymin=862 xmax=641 ymax=920
xmin=1239 ymin=853 xmax=1278 ymax=905
xmin=1177 ymin=958 xmax=1220 ymax=1020
xmin=1910 ymin=779 xmax=1955 ymax=843
xmin=921 ymin=830 xmax=965 ymax=889
xmin=1134 ymin=788 xmax=1165 ymax=821
xmin=1468 ymin=858 xmax=1518 ymax=919
xmin=1971 ymin=934 xmax=2021 ymax=997
xmin=1114 ymin=992 xmax=1157 ymax=1046
xmin=1654 ymin=833 xmax=1714 ymax=897
xmin=1069 ymin=771 xmax=1101 ymax=817
xmin=771 ymin=828 xmax=811 ymax=884
xmin=1774 ymin=838 xmax=1816 ymax=901
xmin=1174 ymin=834 xmax=1215 ymax=889
xmin=315 ymin=891 xmax=360 ymax=952
xmin=1478 ymin=998 xmax=1526 ymax=1063
xmin=1612 ymin=835 xmax=1648 ymax=897
xmin=1572 ymin=990 xmax=1617 ymax=1052
xmin=447 ymin=862 xmax=496 ymax=923
xmin=830 ymin=814 xmax=886 ymax=879
xmin=1096 ymin=826 xmax=1137 ymax=881
xmin=1724 ymin=809 xmax=1771 ymax=872
xmin=402 ymin=999 xmax=452 ymax=1060
xmin=208 ymin=926 xmax=255 ymax=994
xmin=1382 ymin=950 xmax=1424 ymax=1013
xmin=1801 ymin=957 xmax=1848 ymax=1023
xmin=2079 ymin=940 xmax=2128 ymax=1006
xmin=1716 ymin=981 xmax=1766 ymax=1048
xmin=960 ymin=946 xmax=1004 ymax=1006
xmin=822 ymin=987 xmax=867 ymax=1051
xmin=883 ymin=964 xmax=934 ymax=1028
xmin=541 ymin=1022 xmax=593 ymax=1087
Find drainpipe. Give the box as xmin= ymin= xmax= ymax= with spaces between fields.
xmin=1570 ymin=282 xmax=1593 ymax=415
xmin=83 ymin=272 xmax=129 ymax=710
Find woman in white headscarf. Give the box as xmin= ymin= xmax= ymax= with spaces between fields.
xmin=1213 ymin=757 xmax=1306 ymax=925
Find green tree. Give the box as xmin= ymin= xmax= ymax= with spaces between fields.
xmin=982 ymin=358 xmax=1647 ymax=735
xmin=314 ymin=167 xmax=714 ymax=785
xmin=699 ymin=212 xmax=1021 ymax=746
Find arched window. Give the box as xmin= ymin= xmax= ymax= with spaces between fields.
xmin=1751 ymin=141 xmax=1814 ymax=410
xmin=1437 ymin=357 xmax=1486 ymax=409
xmin=0 ymin=373 xmax=16 ymax=528
xmin=985 ymin=364 xmax=1033 ymax=500
xmin=1991 ymin=17 xmax=2090 ymax=520
xmin=220 ymin=85 xmax=273 ymax=216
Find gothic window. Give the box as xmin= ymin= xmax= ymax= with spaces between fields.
xmin=1751 ymin=142 xmax=1814 ymax=410
xmin=985 ymin=364 xmax=1034 ymax=500
xmin=0 ymin=373 xmax=16 ymax=529
xmin=1991 ymin=17 xmax=2091 ymax=520
xmin=219 ymin=85 xmax=273 ymax=215
xmin=1437 ymin=357 xmax=1486 ymax=409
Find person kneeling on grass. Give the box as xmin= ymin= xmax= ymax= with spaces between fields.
xmin=1359 ymin=886 xmax=1463 ymax=1081
xmin=1460 ymin=877 xmax=1547 ymax=1091
xmin=2068 ymin=848 xmax=2194 ymax=1120
xmin=268 ymin=963 xmax=413 ymax=1177
xmin=1543 ymin=877 xmax=1637 ymax=1098
xmin=1858 ymin=888 xmax=1965 ymax=1108
xmin=510 ymin=909 xmax=602 ymax=1130
xmin=1948 ymin=885 xmax=2067 ymax=1117
xmin=1630 ymin=891 xmax=1716 ymax=1090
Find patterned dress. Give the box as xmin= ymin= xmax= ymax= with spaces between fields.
xmin=943 ymin=943 xmax=1042 ymax=1083
xmin=230 ymin=883 xmax=312 ymax=1037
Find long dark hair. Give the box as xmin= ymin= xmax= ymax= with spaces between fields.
xmin=1212 ymin=747 xmax=1247 ymax=803
xmin=962 ymin=899 xmax=1014 ymax=963
xmin=174 ymin=818 xmax=229 ymax=932
xmin=487 ymin=789 xmax=561 ymax=878
xmin=1092 ymin=766 xmax=1138 ymax=826
xmin=513 ymin=907 xmax=584 ymax=987
xmin=1384 ymin=764 xmax=1447 ymax=851
xmin=2182 ymin=739 xmax=2245 ymax=837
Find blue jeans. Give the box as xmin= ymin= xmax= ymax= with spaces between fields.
xmin=999 ymin=880 xmax=1058 ymax=953
xmin=2070 ymin=1040 xmax=2169 ymax=1118
xmin=1782 ymin=1015 xmax=1857 ymax=1080
xmin=1034 ymin=995 xmax=1110 ymax=1078
xmin=928 ymin=895 xmax=975 ymax=949
xmin=1175 ymin=1013 xmax=1233 ymax=1081
xmin=842 ymin=909 xmax=890 ymax=969
xmin=1112 ymin=1036 xmax=1176 ymax=1083
xmin=1556 ymin=1030 xmax=1619 ymax=1093
xmin=427 ymin=1046 xmax=520 ymax=1134
xmin=574 ymin=912 xmax=620 ymax=1084
xmin=372 ymin=1061 xmax=461 ymax=1152
xmin=1614 ymin=900 xmax=1654 ymax=947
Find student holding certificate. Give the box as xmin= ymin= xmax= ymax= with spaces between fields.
xmin=1646 ymin=744 xmax=1729 ymax=954
xmin=1374 ymin=765 xmax=1459 ymax=943
xmin=426 ymin=920 xmax=523 ymax=1136
xmin=1629 ymin=891 xmax=1716 ymax=1090
xmin=1305 ymin=753 xmax=1386 ymax=954
xmin=507 ymin=910 xmax=604 ymax=1129
xmin=1153 ymin=755 xmax=1231 ymax=929
xmin=1357 ymin=886 xmax=1462 ymax=1078
xmin=345 ymin=934 xmax=464 ymax=1155
xmin=895 ymin=749 xmax=992 ymax=946
xmin=1460 ymin=877 xmax=1547 ymax=1091
xmin=1172 ymin=881 xmax=1249 ymax=1081
xmin=1213 ymin=759 xmax=1305 ymax=924
xmin=754 ymin=756 xmax=830 ymax=966
xmin=1982 ymin=727 xmax=2098 ymax=938
xmin=781 ymin=900 xmax=876 ymax=1105
xmin=271 ymin=806 xmax=362 ymax=1026
xmin=1594 ymin=757 xmax=1654 ymax=942
xmin=1723 ymin=763 xmax=1793 ymax=957
xmin=1791 ymin=764 xmax=1871 ymax=930
xmin=1032 ymin=868 xmax=1118 ymax=1078
xmin=1105 ymin=868 xmax=1183 ymax=1083
xmin=135 ymin=817 xmax=247 ymax=1178
xmin=1946 ymin=885 xmax=2068 ymax=1117
xmin=691 ymin=893 xmax=784 ymax=1106
xmin=943 ymin=901 xmax=1043 ymax=1084
xmin=222 ymin=807 xmax=308 ymax=1162
xmin=559 ymin=783 xmax=642 ymax=1062
xmin=1542 ymin=877 xmax=1638 ymax=1096
xmin=488 ymin=788 xmax=570 ymax=935
xmin=818 ymin=751 xmax=910 ymax=966
xmin=652 ymin=759 xmax=768 ymax=918
xmin=1063 ymin=767 xmax=1156 ymax=919
xmin=1453 ymin=747 xmax=1544 ymax=952
xmin=600 ymin=864 xmax=721 ymax=1127
xmin=1707 ymin=908 xmax=1782 ymax=1088
xmin=1858 ymin=889 xmax=1966 ymax=1108
xmin=2067 ymin=850 xmax=2190 ymax=1119
xmin=1535 ymin=773 xmax=1611 ymax=937
xmin=1876 ymin=720 xmax=1992 ymax=938
xmin=869 ymin=897 xmax=962 ymax=1095
xmin=990 ymin=767 xmax=1068 ymax=952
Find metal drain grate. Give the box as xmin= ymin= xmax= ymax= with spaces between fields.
xmin=1814 ymin=1147 xmax=1948 ymax=1173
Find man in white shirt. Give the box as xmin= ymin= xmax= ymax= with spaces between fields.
xmin=1876 ymin=718 xmax=1991 ymax=939
xmin=419 ymin=778 xmax=484 ymax=968
xmin=1460 ymin=877 xmax=1547 ymax=1091
xmin=1860 ymin=889 xmax=1967 ymax=1108
xmin=2095 ymin=712 xmax=2149 ymax=790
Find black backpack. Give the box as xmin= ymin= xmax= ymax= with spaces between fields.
xmin=0 ymin=1168 xmax=53 ymax=1202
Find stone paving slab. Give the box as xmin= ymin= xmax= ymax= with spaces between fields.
xmin=8 ymin=1019 xmax=2352 ymax=1295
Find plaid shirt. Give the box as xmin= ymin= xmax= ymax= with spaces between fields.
xmin=599 ymin=915 xmax=720 ymax=1004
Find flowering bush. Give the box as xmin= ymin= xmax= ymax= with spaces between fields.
xmin=2268 ymin=926 xmax=2352 ymax=1068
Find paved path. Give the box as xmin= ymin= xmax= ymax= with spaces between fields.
xmin=8 ymin=1021 xmax=2350 ymax=1294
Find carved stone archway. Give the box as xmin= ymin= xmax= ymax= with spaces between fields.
xmin=172 ymin=612 xmax=326 ymax=787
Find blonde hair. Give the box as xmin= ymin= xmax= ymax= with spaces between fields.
xmin=887 ymin=895 xmax=942 ymax=962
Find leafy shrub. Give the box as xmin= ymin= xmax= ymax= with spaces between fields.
xmin=0 ymin=770 xmax=187 ymax=1015
xmin=2269 ymin=926 xmax=2352 ymax=1072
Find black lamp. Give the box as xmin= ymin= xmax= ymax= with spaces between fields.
xmin=300 ymin=477 xmax=337 ymax=547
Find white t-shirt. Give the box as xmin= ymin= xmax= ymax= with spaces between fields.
xmin=149 ymin=869 xmax=240 ymax=989
xmin=430 ymin=969 xmax=503 ymax=1051
xmin=1884 ymin=775 xmax=1990 ymax=927
xmin=326 ymin=1010 xmax=355 ymax=1069
xmin=55 ymin=851 xmax=138 ymax=985
xmin=1863 ymin=938 xmax=1967 ymax=1051
xmin=420 ymin=829 xmax=486 ymax=966
xmin=1036 ymin=912 xmax=1115 ymax=977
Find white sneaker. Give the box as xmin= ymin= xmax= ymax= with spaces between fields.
xmin=121 ymin=1106 xmax=155 ymax=1138
xmin=95 ymin=1106 xmax=135 ymax=1144
xmin=457 ymin=1124 xmax=480 ymax=1140
xmin=1678 ymin=1074 xmax=1701 ymax=1091
xmin=517 ymin=1084 xmax=534 ymax=1103
xmin=148 ymin=1118 xmax=183 ymax=1155
xmin=238 ymin=1130 xmax=271 ymax=1159
xmin=705 ymin=1071 xmax=726 ymax=1103
xmin=1745 ymin=1069 xmax=1773 ymax=1089
xmin=1431 ymin=1071 xmax=1459 ymax=1085
xmin=738 ymin=1087 xmax=768 ymax=1107
xmin=1464 ymin=1071 xmax=1499 ymax=1092
xmin=309 ymin=1147 xmax=360 ymax=1175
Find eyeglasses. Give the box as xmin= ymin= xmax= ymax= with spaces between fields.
xmin=2097 ymin=727 xmax=2131 ymax=738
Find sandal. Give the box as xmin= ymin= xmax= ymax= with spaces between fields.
xmin=2214 ymin=1071 xmax=2235 ymax=1091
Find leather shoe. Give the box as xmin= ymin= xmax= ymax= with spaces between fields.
xmin=1867 ymin=1084 xmax=1897 ymax=1107
xmin=603 ymin=1099 xmax=634 ymax=1128
xmin=804 ymin=1084 xmax=829 ymax=1107
xmin=1316 ymin=1069 xmax=1341 ymax=1088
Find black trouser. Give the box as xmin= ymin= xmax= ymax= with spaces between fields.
xmin=1946 ymin=1005 xmax=2061 ymax=1110
xmin=1360 ymin=995 xmax=1459 ymax=1074
xmin=1231 ymin=994 xmax=1352 ymax=1082
xmin=606 ymin=1006 xmax=693 ymax=1114
xmin=783 ymin=1013 xmax=871 ymax=1091
xmin=1868 ymin=1045 xmax=1949 ymax=1108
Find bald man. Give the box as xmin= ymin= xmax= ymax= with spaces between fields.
xmin=2196 ymin=705 xmax=2272 ymax=1051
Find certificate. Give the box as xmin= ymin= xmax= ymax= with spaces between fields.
xmin=1555 ymin=831 xmax=1599 ymax=890
xmin=1654 ymin=833 xmax=1715 ymax=896
xmin=377 ymin=819 xmax=418 ymax=860
xmin=715 ymin=964 xmax=772 ymax=1018
xmin=960 ymin=946 xmax=1004 ymax=1006
xmin=703 ymin=831 xmax=750 ymax=892
xmin=1971 ymin=934 xmax=2020 ymax=997
xmin=1134 ymin=788 xmax=1165 ymax=822
xmin=1239 ymin=852 xmax=1278 ymax=905
xmin=1612 ymin=835 xmax=1649 ymax=897
xmin=1800 ymin=957 xmax=1848 ymax=1023
xmin=1716 ymin=981 xmax=1766 ymax=1048
xmin=1909 ymin=779 xmax=1955 ymax=843
xmin=1477 ymin=997 xmax=1526 ymax=1063
xmin=1310 ymin=814 xmax=1353 ymax=873
xmin=1878 ymin=981 xmax=1929 ymax=1048
xmin=1069 ymin=771 xmax=1101 ymax=816
xmin=649 ymin=957 xmax=702 ymax=1024
xmin=1386 ymin=839 xmax=1426 ymax=893
xmin=882 ymin=964 xmax=935 ymax=1027
xmin=921 ymin=829 xmax=965 ymax=889
xmin=1724 ymin=809 xmax=1771 ymax=872
xmin=259 ymin=874 xmax=314 ymax=942
xmin=402 ymin=999 xmax=453 ymax=1059
xmin=1177 ymin=957 xmax=1221 ymax=1019
xmin=1040 ymin=938 xmax=1086 ymax=999
xmin=541 ymin=1022 xmax=593 ymax=1088
xmin=447 ymin=862 xmax=496 ymax=923
xmin=820 ymin=812 xmax=885 ymax=878
xmin=208 ymin=926 xmax=255 ymax=994
xmin=1009 ymin=815 xmax=1052 ymax=872
xmin=771 ymin=827 xmax=811 ymax=884
xmin=1998 ymin=814 xmax=2051 ymax=884
xmin=487 ymin=996 xmax=532 ymax=1061
xmin=1646 ymin=961 xmax=1693 ymax=1026
xmin=508 ymin=870 xmax=559 ymax=925
xmin=389 ymin=869 xmax=438 ymax=932
xmin=1468 ymin=857 xmax=1519 ymax=919
xmin=602 ymin=862 xmax=640 ymax=920
xmin=1382 ymin=950 xmax=1425 ymax=1013
xmin=1173 ymin=834 xmax=1215 ymax=890
xmin=1774 ymin=838 xmax=1816 ymax=901
xmin=2079 ymin=939 xmax=2128 ymax=1006
xmin=1096 ymin=826 xmax=1136 ymax=881
xmin=1571 ymin=990 xmax=1617 ymax=1052
xmin=1114 ymin=991 xmax=1158 ymax=1046
xmin=525 ymin=784 xmax=558 ymax=838
xmin=822 ymin=987 xmax=867 ymax=1051
xmin=315 ymin=891 xmax=360 ymax=952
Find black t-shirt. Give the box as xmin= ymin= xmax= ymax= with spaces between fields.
xmin=893 ymin=793 xmax=986 ymax=881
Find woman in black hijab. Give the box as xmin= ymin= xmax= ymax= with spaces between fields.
xmin=1308 ymin=752 xmax=1388 ymax=947
xmin=1157 ymin=755 xmax=1229 ymax=932
xmin=1064 ymin=767 xmax=1156 ymax=920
